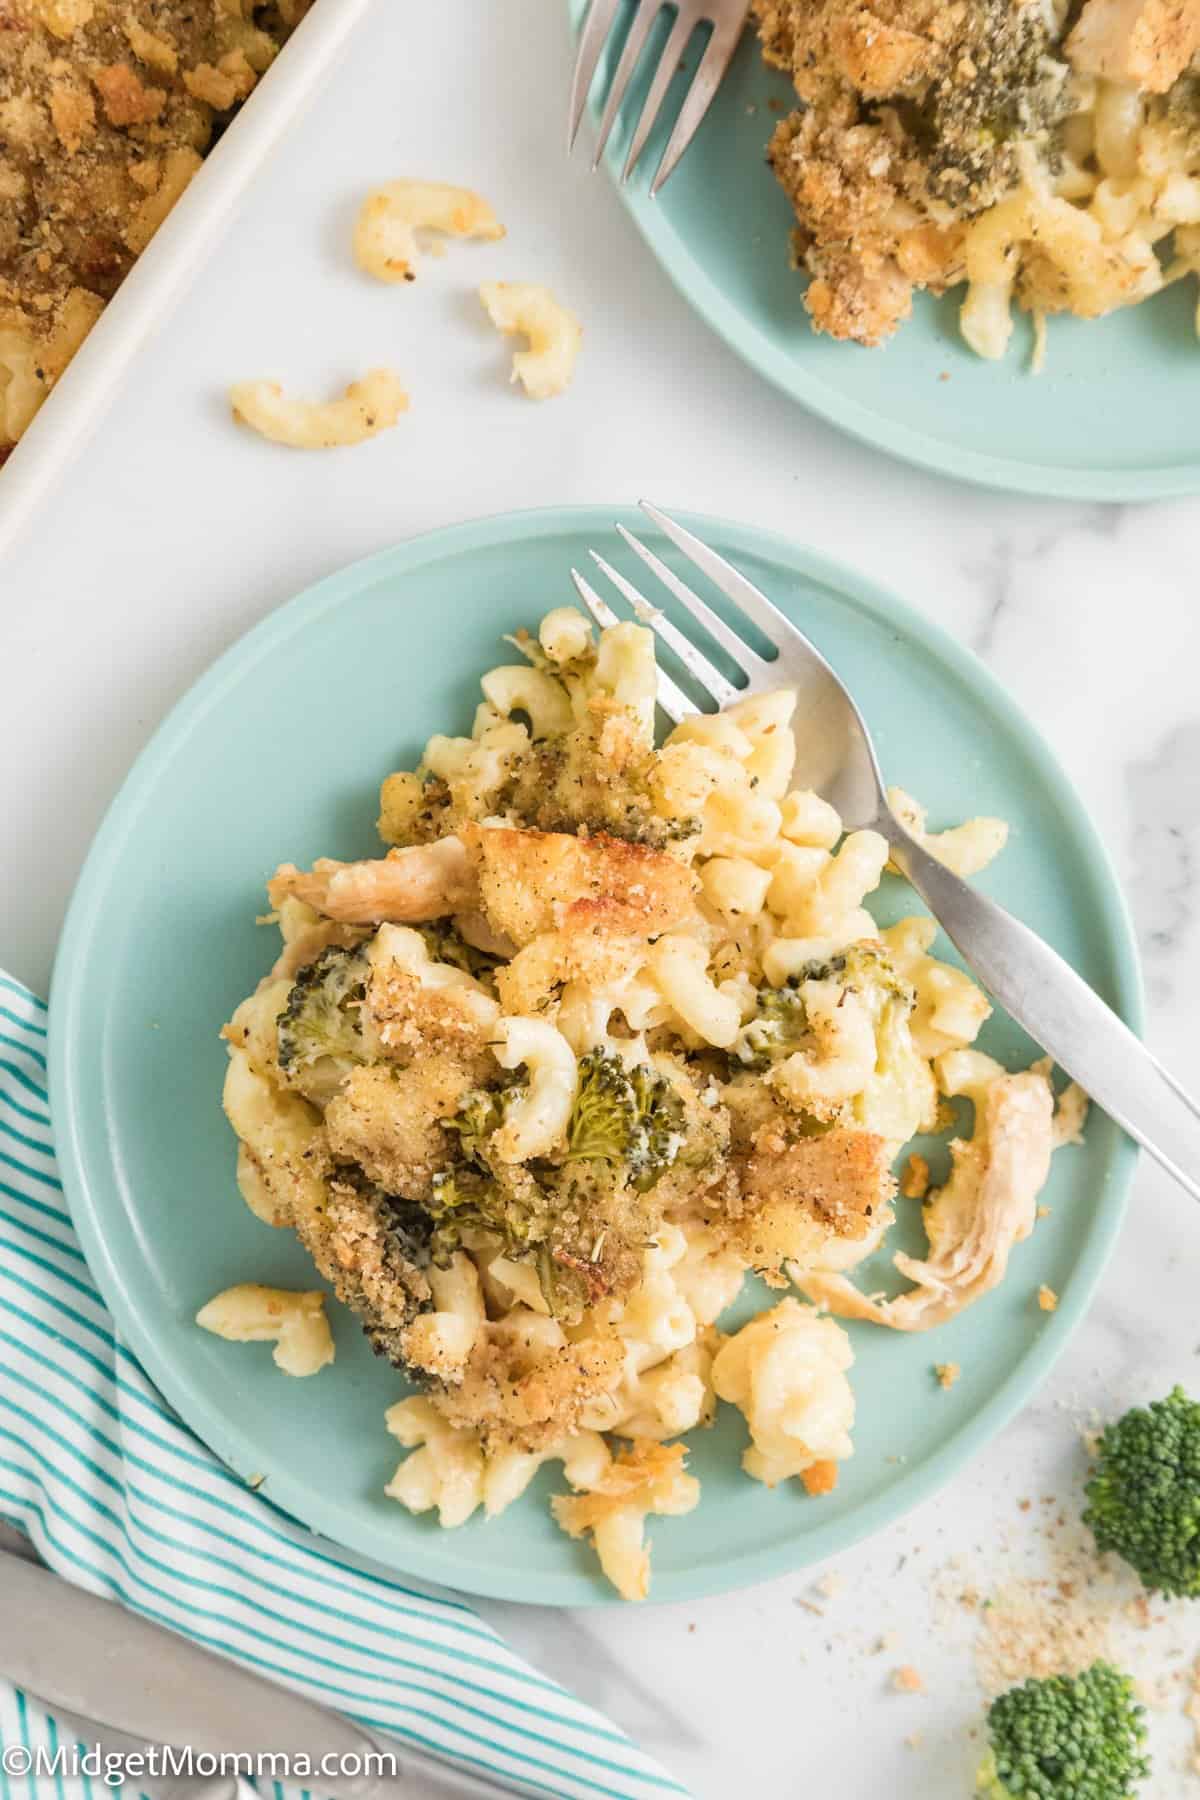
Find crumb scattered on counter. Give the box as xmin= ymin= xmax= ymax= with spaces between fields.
xmin=1037 ymin=1205 xmax=1052 ymax=1219
xmin=1038 ymin=1285 xmax=1059 ymax=1313
xmin=935 ymin=1362 xmax=960 ymax=1391
xmin=892 ymin=1665 xmax=924 ymax=1694
xmin=1186 ymin=1657 xmax=1200 ymax=1773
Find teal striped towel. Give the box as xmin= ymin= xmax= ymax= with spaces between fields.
xmin=0 ymin=973 xmax=690 ymax=1800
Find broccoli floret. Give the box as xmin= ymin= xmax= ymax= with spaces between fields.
xmin=978 ymin=1663 xmax=1149 ymax=1800
xmin=1083 ymin=1388 xmax=1200 ymax=1596
xmin=564 ymin=1050 xmax=638 ymax=1161
xmin=627 ymin=1062 xmax=687 ymax=1192
xmin=442 ymin=1088 xmax=508 ymax=1163
xmin=416 ymin=924 xmax=502 ymax=985
xmin=564 ymin=1049 xmax=685 ymax=1193
xmin=276 ymin=945 xmax=370 ymax=1101
xmin=426 ymin=1162 xmax=565 ymax=1262
xmin=734 ymin=985 xmax=809 ymax=1072
xmin=911 ymin=0 xmax=1069 ymax=211
xmin=733 ymin=943 xmax=912 ymax=1071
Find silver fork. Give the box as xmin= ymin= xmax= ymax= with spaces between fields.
xmin=568 ymin=0 xmax=750 ymax=193
xmin=572 ymin=501 xmax=1200 ymax=1204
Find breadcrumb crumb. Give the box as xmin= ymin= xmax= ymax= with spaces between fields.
xmin=1037 ymin=1284 xmax=1059 ymax=1313
xmin=901 ymin=1152 xmax=930 ymax=1200
xmin=892 ymin=1665 xmax=924 ymax=1694
xmin=801 ymin=1459 xmax=839 ymax=1496
xmin=934 ymin=1361 xmax=961 ymax=1390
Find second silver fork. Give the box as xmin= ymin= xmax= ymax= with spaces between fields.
xmin=569 ymin=0 xmax=750 ymax=192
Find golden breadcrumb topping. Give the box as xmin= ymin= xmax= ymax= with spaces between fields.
xmin=0 ymin=0 xmax=310 ymax=459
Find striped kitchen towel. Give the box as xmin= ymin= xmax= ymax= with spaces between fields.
xmin=0 ymin=972 xmax=691 ymax=1800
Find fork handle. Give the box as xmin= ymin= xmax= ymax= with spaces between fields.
xmin=887 ymin=824 xmax=1200 ymax=1202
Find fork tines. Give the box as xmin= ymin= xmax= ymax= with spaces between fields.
xmin=568 ymin=0 xmax=750 ymax=194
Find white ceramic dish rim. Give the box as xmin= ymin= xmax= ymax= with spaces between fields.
xmin=0 ymin=0 xmax=376 ymax=563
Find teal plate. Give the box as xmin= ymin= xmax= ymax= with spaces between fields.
xmin=567 ymin=2 xmax=1200 ymax=500
xmin=50 ymin=506 xmax=1140 ymax=1605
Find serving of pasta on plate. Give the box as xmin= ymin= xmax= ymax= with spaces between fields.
xmin=753 ymin=0 xmax=1200 ymax=359
xmin=209 ymin=605 xmax=1085 ymax=1601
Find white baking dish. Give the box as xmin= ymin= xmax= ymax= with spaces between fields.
xmin=0 ymin=0 xmax=376 ymax=561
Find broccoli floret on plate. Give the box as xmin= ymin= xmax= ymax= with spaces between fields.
xmin=1083 ymin=1387 xmax=1200 ymax=1596
xmin=733 ymin=942 xmax=912 ymax=1072
xmin=276 ymin=944 xmax=370 ymax=1103
xmin=564 ymin=1048 xmax=686 ymax=1194
xmin=977 ymin=1663 xmax=1149 ymax=1800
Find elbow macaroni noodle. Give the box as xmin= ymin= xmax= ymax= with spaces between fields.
xmin=230 ymin=370 xmax=409 ymax=450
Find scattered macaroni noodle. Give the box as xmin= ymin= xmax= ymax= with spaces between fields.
xmin=196 ymin=1284 xmax=334 ymax=1377
xmin=354 ymin=180 xmax=504 ymax=283
xmin=887 ymin=788 xmax=1009 ymax=879
xmin=217 ymin=604 xmax=1078 ymax=1598
xmin=551 ymin=1441 xmax=700 ymax=1602
xmin=230 ymin=370 xmax=408 ymax=449
xmin=479 ymin=281 xmax=583 ymax=399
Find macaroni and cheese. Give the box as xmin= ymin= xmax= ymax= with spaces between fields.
xmin=216 ymin=606 xmax=1082 ymax=1597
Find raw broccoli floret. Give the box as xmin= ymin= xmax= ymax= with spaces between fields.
xmin=276 ymin=945 xmax=369 ymax=1098
xmin=977 ymin=1663 xmax=1149 ymax=1800
xmin=1083 ymin=1387 xmax=1200 ymax=1596
xmin=563 ymin=1049 xmax=685 ymax=1193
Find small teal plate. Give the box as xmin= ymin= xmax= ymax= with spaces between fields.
xmin=50 ymin=507 xmax=1140 ymax=1605
xmin=567 ymin=2 xmax=1200 ymax=500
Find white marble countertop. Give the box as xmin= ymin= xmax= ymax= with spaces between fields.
xmin=3 ymin=4 xmax=1199 ymax=1795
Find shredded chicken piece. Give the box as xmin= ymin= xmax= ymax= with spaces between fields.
xmin=268 ymin=836 xmax=477 ymax=923
xmin=796 ymin=1059 xmax=1054 ymax=1329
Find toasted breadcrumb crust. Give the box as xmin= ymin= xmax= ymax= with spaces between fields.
xmin=0 ymin=0 xmax=310 ymax=460
xmin=750 ymin=0 xmax=1065 ymax=345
